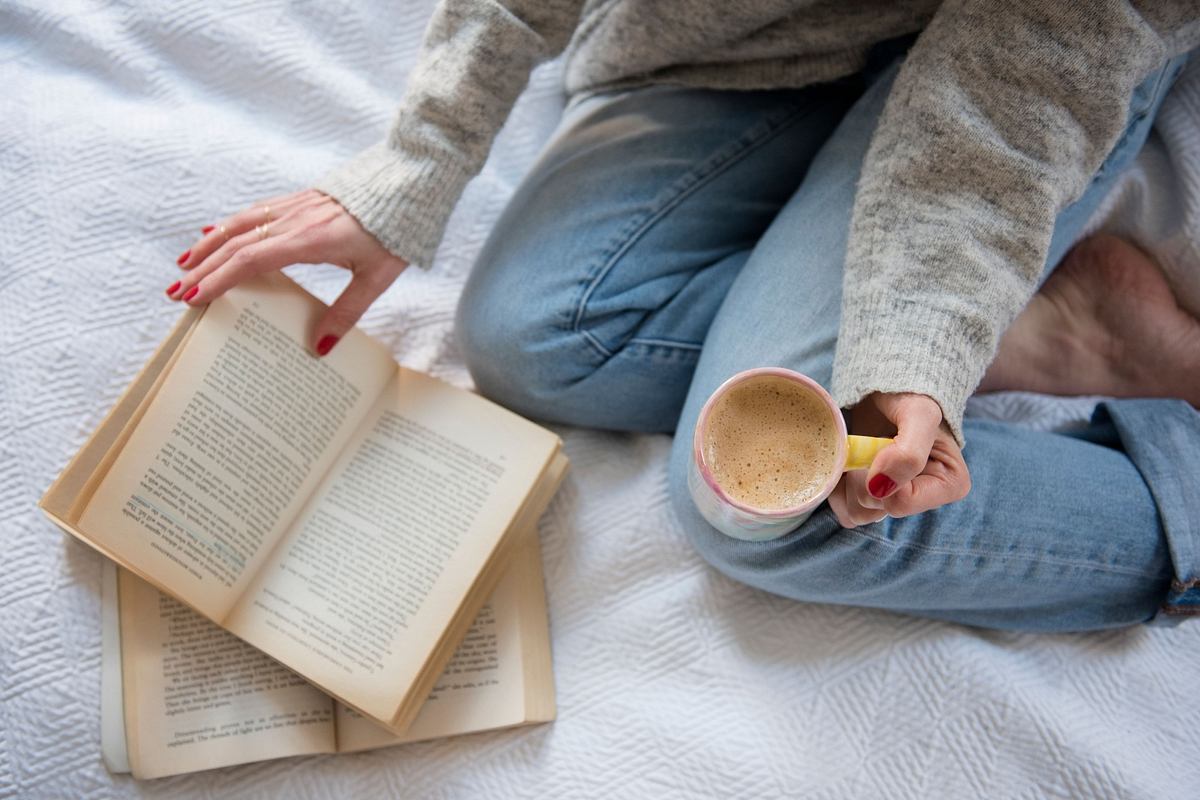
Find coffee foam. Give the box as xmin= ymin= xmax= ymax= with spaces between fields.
xmin=703 ymin=376 xmax=839 ymax=510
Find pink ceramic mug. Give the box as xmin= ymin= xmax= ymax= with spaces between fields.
xmin=688 ymin=367 xmax=892 ymax=541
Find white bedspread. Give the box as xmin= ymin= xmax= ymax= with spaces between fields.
xmin=2 ymin=3 xmax=1198 ymax=797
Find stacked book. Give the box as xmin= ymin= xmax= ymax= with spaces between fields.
xmin=40 ymin=275 xmax=567 ymax=779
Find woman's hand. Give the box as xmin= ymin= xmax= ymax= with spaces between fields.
xmin=827 ymin=392 xmax=971 ymax=528
xmin=166 ymin=189 xmax=409 ymax=356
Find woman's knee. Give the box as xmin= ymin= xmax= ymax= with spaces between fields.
xmin=455 ymin=266 xmax=580 ymax=424
xmin=456 ymin=251 xmax=666 ymax=430
xmin=458 ymin=295 xmax=694 ymax=431
xmin=458 ymin=243 xmax=699 ymax=431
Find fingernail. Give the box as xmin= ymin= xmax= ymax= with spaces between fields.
xmin=201 ymin=225 xmax=214 ymax=235
xmin=165 ymin=281 xmax=181 ymax=297
xmin=315 ymin=335 xmax=339 ymax=357
xmin=176 ymin=250 xmax=191 ymax=266
xmin=868 ymin=474 xmax=897 ymax=499
xmin=182 ymin=286 xmax=199 ymax=302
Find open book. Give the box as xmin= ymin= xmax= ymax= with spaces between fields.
xmin=102 ymin=527 xmax=554 ymax=780
xmin=40 ymin=273 xmax=566 ymax=733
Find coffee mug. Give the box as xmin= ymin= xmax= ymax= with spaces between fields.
xmin=688 ymin=367 xmax=893 ymax=541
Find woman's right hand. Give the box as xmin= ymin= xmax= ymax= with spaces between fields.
xmin=166 ymin=189 xmax=409 ymax=356
xmin=827 ymin=392 xmax=971 ymax=528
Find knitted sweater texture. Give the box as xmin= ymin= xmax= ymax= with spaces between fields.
xmin=317 ymin=0 xmax=1199 ymax=442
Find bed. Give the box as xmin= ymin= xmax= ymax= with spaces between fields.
xmin=2 ymin=2 xmax=1198 ymax=796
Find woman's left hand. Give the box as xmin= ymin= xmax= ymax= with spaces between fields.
xmin=827 ymin=392 xmax=971 ymax=528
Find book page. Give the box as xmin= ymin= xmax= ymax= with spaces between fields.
xmin=225 ymin=367 xmax=560 ymax=721
xmin=335 ymin=532 xmax=538 ymax=752
xmin=117 ymin=569 xmax=337 ymax=780
xmin=79 ymin=275 xmax=395 ymax=621
xmin=40 ymin=305 xmax=203 ymax=530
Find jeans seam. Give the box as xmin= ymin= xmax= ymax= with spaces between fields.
xmin=626 ymin=336 xmax=704 ymax=351
xmin=842 ymin=524 xmax=1168 ymax=580
xmin=579 ymin=328 xmax=613 ymax=358
xmin=569 ymin=99 xmax=820 ymax=360
xmin=1091 ymin=58 xmax=1178 ymax=185
xmin=584 ymin=333 xmax=706 ymax=360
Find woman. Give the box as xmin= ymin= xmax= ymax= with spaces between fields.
xmin=164 ymin=1 xmax=1200 ymax=631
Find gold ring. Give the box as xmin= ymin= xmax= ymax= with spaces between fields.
xmin=255 ymin=224 xmax=270 ymax=241
xmin=261 ymin=205 xmax=272 ymax=223
xmin=219 ymin=224 xmax=229 ymax=241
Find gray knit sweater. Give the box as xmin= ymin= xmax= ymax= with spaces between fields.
xmin=317 ymin=0 xmax=1199 ymax=444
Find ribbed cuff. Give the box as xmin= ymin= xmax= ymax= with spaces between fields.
xmin=831 ymin=293 xmax=991 ymax=448
xmin=315 ymin=141 xmax=474 ymax=269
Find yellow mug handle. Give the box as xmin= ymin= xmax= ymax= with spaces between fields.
xmin=844 ymin=435 xmax=893 ymax=471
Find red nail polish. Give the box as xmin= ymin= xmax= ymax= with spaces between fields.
xmin=165 ymin=281 xmax=181 ymax=297
xmin=176 ymin=250 xmax=191 ymax=266
xmin=868 ymin=474 xmax=897 ymax=499
xmin=315 ymin=335 xmax=339 ymax=356
xmin=182 ymin=286 xmax=199 ymax=302
xmin=201 ymin=225 xmax=215 ymax=235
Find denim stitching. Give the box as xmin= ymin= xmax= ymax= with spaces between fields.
xmin=569 ymin=100 xmax=820 ymax=360
xmin=626 ymin=336 xmax=703 ymax=351
xmin=579 ymin=328 xmax=612 ymax=358
xmin=1091 ymin=60 xmax=1178 ymax=185
xmin=1093 ymin=113 xmax=1149 ymax=185
xmin=841 ymin=523 xmax=1168 ymax=580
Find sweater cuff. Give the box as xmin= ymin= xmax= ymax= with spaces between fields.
xmin=831 ymin=295 xmax=989 ymax=448
xmin=315 ymin=141 xmax=474 ymax=269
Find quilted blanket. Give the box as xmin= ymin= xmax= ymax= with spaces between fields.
xmin=2 ymin=2 xmax=1198 ymax=797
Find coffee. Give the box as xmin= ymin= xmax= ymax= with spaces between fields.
xmin=703 ymin=375 xmax=839 ymax=510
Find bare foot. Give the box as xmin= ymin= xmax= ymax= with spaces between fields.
xmin=979 ymin=233 xmax=1200 ymax=405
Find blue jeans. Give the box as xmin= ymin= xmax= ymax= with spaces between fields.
xmin=457 ymin=53 xmax=1198 ymax=632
